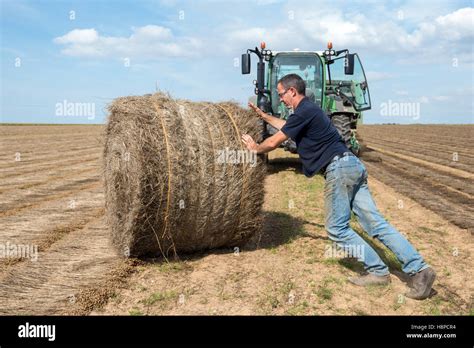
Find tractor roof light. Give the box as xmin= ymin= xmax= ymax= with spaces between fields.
xmin=327 ymin=41 xmax=333 ymax=49
xmin=260 ymin=42 xmax=266 ymax=50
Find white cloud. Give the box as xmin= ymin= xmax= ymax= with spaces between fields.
xmin=225 ymin=6 xmax=474 ymax=62
xmin=131 ymin=25 xmax=172 ymax=40
xmin=54 ymin=25 xmax=201 ymax=59
xmin=54 ymin=29 xmax=99 ymax=44
xmin=226 ymin=26 xmax=296 ymax=50
xmin=435 ymin=8 xmax=474 ymax=40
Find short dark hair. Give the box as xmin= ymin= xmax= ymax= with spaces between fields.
xmin=277 ymin=74 xmax=306 ymax=95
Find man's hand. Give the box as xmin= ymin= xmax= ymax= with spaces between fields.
xmin=248 ymin=102 xmax=264 ymax=118
xmin=248 ymin=102 xmax=287 ymax=130
xmin=241 ymin=134 xmax=258 ymax=151
xmin=241 ymin=131 xmax=289 ymax=154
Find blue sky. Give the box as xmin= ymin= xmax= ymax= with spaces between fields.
xmin=1 ymin=0 xmax=473 ymax=124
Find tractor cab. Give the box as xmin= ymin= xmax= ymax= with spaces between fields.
xmin=269 ymin=52 xmax=324 ymax=120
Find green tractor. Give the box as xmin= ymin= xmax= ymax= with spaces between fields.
xmin=241 ymin=42 xmax=371 ymax=156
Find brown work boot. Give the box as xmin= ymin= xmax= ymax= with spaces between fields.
xmin=405 ymin=267 xmax=436 ymax=300
xmin=348 ymin=273 xmax=391 ymax=287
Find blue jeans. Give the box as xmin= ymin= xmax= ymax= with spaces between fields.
xmin=324 ymin=154 xmax=428 ymax=276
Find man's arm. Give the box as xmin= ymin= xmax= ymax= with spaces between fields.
xmin=248 ymin=102 xmax=286 ymax=130
xmin=241 ymin=131 xmax=289 ymax=154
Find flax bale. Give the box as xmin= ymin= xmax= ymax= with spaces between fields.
xmin=103 ymin=93 xmax=265 ymax=257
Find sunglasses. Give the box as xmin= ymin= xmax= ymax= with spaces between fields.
xmin=278 ymin=89 xmax=290 ymax=98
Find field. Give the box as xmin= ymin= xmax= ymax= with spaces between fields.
xmin=358 ymin=125 xmax=474 ymax=231
xmin=0 ymin=124 xmax=472 ymax=315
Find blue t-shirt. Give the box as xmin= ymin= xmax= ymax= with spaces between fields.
xmin=280 ymin=97 xmax=348 ymax=177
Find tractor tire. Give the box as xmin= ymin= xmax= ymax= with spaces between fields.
xmin=330 ymin=114 xmax=361 ymax=156
xmin=331 ymin=114 xmax=352 ymax=145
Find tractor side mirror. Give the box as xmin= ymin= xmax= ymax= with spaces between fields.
xmin=241 ymin=53 xmax=251 ymax=74
xmin=345 ymin=54 xmax=355 ymax=75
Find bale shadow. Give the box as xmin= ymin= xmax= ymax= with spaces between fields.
xmin=141 ymin=211 xmax=328 ymax=264
xmin=138 ymin=211 xmax=416 ymax=290
xmin=245 ymin=211 xmax=329 ymax=250
xmin=266 ymin=157 xmax=303 ymax=175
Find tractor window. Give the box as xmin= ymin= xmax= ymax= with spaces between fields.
xmin=327 ymin=53 xmax=371 ymax=111
xmin=270 ymin=54 xmax=323 ymax=118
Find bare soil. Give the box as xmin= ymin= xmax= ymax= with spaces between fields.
xmin=0 ymin=124 xmax=472 ymax=315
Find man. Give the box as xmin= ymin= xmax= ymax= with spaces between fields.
xmin=241 ymin=74 xmax=436 ymax=300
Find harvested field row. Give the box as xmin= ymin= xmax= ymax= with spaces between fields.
xmin=362 ymin=132 xmax=468 ymax=153
xmin=0 ymin=165 xmax=99 ymax=193
xmin=364 ymin=134 xmax=471 ymax=148
xmin=367 ymin=144 xmax=473 ymax=180
xmin=0 ymin=145 xmax=100 ymax=170
xmin=0 ymin=214 xmax=121 ymax=315
xmin=0 ymin=207 xmax=105 ymax=277
xmin=0 ymin=154 xmax=100 ymax=179
xmin=0 ymin=178 xmax=101 ymax=218
xmin=364 ymin=159 xmax=473 ymax=231
xmin=358 ymin=126 xmax=474 ymax=152
xmin=363 ymin=136 xmax=474 ymax=157
xmin=1 ymin=125 xmax=121 ymax=316
xmin=1 ymin=132 xmax=100 ymax=145
xmin=359 ymin=125 xmax=473 ymax=149
xmin=1 ymin=125 xmax=102 ymax=138
xmin=373 ymin=152 xmax=474 ymax=203
xmin=0 ymin=184 xmax=103 ymax=247
xmin=366 ymin=147 xmax=474 ymax=195
xmin=363 ymin=138 xmax=474 ymax=170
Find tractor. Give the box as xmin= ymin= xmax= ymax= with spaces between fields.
xmin=241 ymin=42 xmax=371 ymax=156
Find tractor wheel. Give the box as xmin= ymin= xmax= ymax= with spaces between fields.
xmin=331 ymin=114 xmax=352 ymax=145
xmin=331 ymin=114 xmax=361 ymax=156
